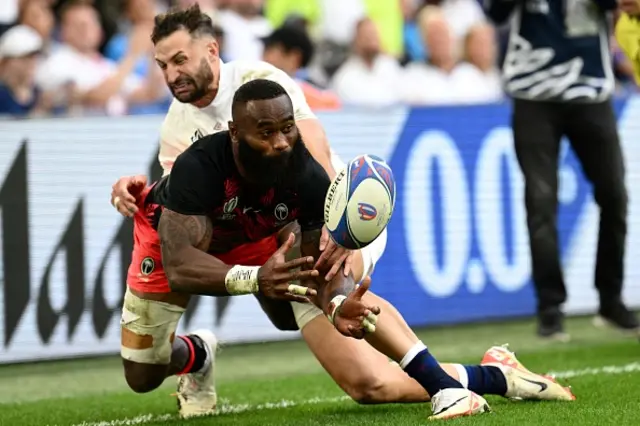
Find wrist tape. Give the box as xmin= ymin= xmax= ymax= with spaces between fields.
xmin=327 ymin=295 xmax=347 ymax=324
xmin=224 ymin=265 xmax=260 ymax=295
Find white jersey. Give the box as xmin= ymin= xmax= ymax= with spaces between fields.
xmin=159 ymin=60 xmax=316 ymax=174
xmin=157 ymin=59 xmax=386 ymax=278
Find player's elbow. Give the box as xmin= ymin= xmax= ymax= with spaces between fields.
xmin=164 ymin=264 xmax=188 ymax=293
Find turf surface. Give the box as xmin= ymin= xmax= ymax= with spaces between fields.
xmin=1 ymin=315 xmax=639 ymax=426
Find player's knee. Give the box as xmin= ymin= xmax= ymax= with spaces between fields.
xmin=344 ymin=374 xmax=386 ymax=404
xmin=255 ymin=294 xmax=299 ymax=331
xmin=122 ymin=360 xmax=167 ymax=393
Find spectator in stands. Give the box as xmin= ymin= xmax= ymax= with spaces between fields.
xmin=262 ymin=25 xmax=340 ymax=110
xmin=404 ymin=0 xmax=492 ymax=72
xmin=402 ymin=8 xmax=502 ymax=104
xmin=330 ymin=18 xmax=404 ymax=108
xmin=18 ymin=0 xmax=55 ymax=42
xmin=104 ymin=0 xmax=156 ymax=78
xmin=0 ymin=0 xmax=19 ymax=36
xmin=35 ymin=0 xmax=166 ymax=116
xmin=0 ymin=25 xmax=50 ymax=116
xmin=218 ymin=0 xmax=272 ymax=61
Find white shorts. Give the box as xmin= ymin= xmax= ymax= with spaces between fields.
xmin=120 ymin=288 xmax=185 ymax=365
xmin=291 ymin=151 xmax=389 ymax=329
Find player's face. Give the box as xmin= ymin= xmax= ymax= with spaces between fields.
xmin=231 ymin=95 xmax=306 ymax=185
xmin=154 ymin=30 xmax=218 ymax=103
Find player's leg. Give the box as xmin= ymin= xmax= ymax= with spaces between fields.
xmin=120 ymin=288 xmax=218 ymax=418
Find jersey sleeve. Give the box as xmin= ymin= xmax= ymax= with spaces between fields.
xmin=163 ymin=149 xmax=218 ymax=216
xmin=159 ymin=101 xmax=191 ymax=176
xmin=297 ymin=155 xmax=331 ymax=231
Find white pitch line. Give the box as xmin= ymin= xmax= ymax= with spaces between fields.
xmin=67 ymin=362 xmax=640 ymax=426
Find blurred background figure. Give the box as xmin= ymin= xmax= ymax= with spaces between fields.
xmin=262 ymin=25 xmax=340 ymax=110
xmin=18 ymin=0 xmax=55 ymax=42
xmin=402 ymin=7 xmax=502 ymax=105
xmin=330 ymin=17 xmax=404 ymax=108
xmin=486 ymin=0 xmax=638 ymax=340
xmin=0 ymin=25 xmax=51 ymax=115
xmin=35 ymin=0 xmax=167 ymax=116
xmin=218 ymin=0 xmax=272 ymax=61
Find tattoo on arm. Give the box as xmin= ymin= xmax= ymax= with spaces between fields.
xmin=158 ymin=209 xmax=232 ymax=296
xmin=158 ymin=209 xmax=212 ymax=256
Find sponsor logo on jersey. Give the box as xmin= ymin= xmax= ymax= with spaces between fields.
xmin=140 ymin=257 xmax=155 ymax=275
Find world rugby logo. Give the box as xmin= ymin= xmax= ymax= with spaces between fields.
xmin=357 ymin=202 xmax=377 ymax=221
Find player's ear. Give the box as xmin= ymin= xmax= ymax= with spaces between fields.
xmin=207 ymin=39 xmax=219 ymax=60
xmin=228 ymin=121 xmax=238 ymax=142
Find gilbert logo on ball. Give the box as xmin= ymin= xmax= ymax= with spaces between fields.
xmin=324 ymin=155 xmax=396 ymax=249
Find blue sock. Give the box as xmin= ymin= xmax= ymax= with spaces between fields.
xmin=463 ymin=365 xmax=507 ymax=396
xmin=401 ymin=342 xmax=463 ymax=397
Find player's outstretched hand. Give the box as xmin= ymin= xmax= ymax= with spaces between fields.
xmin=111 ymin=175 xmax=147 ymax=217
xmin=332 ymin=277 xmax=381 ymax=339
xmin=258 ymin=233 xmax=320 ymax=303
xmin=316 ymin=226 xmax=355 ymax=281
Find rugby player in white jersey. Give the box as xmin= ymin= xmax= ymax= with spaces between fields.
xmin=111 ymin=4 xmax=575 ymax=420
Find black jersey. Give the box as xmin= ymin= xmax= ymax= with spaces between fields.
xmin=161 ymin=131 xmax=330 ymax=254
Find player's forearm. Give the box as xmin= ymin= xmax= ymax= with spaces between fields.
xmin=297 ymin=119 xmax=336 ymax=179
xmin=158 ymin=210 xmax=231 ymax=296
xmin=300 ymin=229 xmax=355 ymax=316
xmin=163 ymin=246 xmax=234 ymax=296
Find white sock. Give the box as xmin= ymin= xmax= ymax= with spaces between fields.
xmin=452 ymin=364 xmax=469 ymax=388
xmin=399 ymin=341 xmax=428 ymax=369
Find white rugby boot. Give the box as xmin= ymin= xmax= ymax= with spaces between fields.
xmin=481 ymin=344 xmax=575 ymax=401
xmin=428 ymin=388 xmax=491 ymax=420
xmin=176 ymin=330 xmax=219 ymax=418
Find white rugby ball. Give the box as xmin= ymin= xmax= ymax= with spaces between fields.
xmin=324 ymin=154 xmax=396 ymax=250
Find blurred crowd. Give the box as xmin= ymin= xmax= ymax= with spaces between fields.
xmin=0 ymin=0 xmax=637 ymax=117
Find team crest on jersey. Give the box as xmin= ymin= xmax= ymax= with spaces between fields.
xmin=191 ymin=129 xmax=204 ymax=143
xmin=220 ymin=196 xmax=238 ymax=220
xmin=274 ymin=203 xmax=289 ymax=222
xmin=141 ymin=257 xmax=155 ymax=275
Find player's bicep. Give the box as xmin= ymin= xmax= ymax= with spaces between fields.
xmin=158 ymin=209 xmax=213 ymax=257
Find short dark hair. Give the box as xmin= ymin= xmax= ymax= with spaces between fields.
xmin=151 ymin=4 xmax=217 ymax=45
xmin=262 ymin=26 xmax=314 ymax=68
xmin=232 ymin=79 xmax=290 ymax=116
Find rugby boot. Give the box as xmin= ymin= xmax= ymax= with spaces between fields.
xmin=176 ymin=329 xmax=218 ymax=418
xmin=481 ymin=344 xmax=575 ymax=401
xmin=428 ymin=388 xmax=491 ymax=420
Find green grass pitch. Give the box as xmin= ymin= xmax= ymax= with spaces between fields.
xmin=1 ymin=315 xmax=639 ymax=426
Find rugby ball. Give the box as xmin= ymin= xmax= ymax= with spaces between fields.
xmin=324 ymin=154 xmax=396 ymax=250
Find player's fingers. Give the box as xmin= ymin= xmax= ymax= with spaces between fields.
xmin=285 ymin=295 xmax=312 ymax=304
xmin=132 ymin=175 xmax=148 ymax=187
xmin=287 ymin=269 xmax=320 ymax=282
xmin=354 ymin=276 xmax=371 ymax=298
xmin=365 ymin=310 xmax=378 ymax=325
xmin=287 ymin=284 xmax=317 ymax=297
xmin=343 ymin=253 xmax=353 ymax=276
xmin=369 ymin=305 xmax=381 ymax=316
xmin=277 ymin=233 xmax=296 ymax=254
xmin=319 ymin=226 xmax=330 ymax=251
xmin=117 ymin=199 xmax=138 ymax=217
xmin=324 ymin=252 xmax=349 ymax=281
xmin=278 ymin=256 xmax=314 ymax=271
xmin=361 ymin=318 xmax=376 ymax=333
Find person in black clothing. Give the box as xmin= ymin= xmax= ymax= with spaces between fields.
xmin=484 ymin=0 xmax=639 ymax=339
